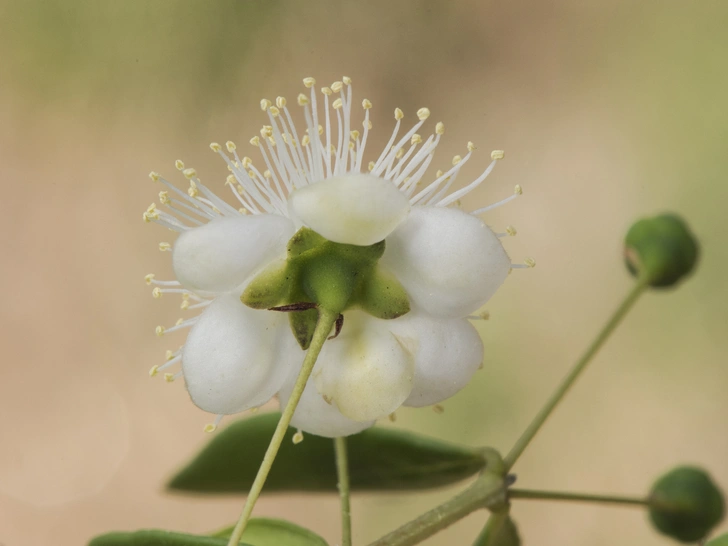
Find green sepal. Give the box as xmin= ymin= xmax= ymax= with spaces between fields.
xmin=210 ymin=518 xmax=328 ymax=546
xmin=167 ymin=412 xmax=489 ymax=494
xmin=289 ymin=307 xmax=319 ymax=350
xmin=87 ymin=529 xmax=253 ymax=546
xmin=240 ymin=260 xmax=294 ymax=309
xmin=353 ymin=265 xmax=410 ymax=319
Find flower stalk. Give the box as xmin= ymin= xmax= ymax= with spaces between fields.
xmin=226 ymin=309 xmax=340 ymax=546
xmin=508 ymin=488 xmax=649 ymax=507
xmin=335 ymin=436 xmax=353 ymax=546
xmin=502 ymin=274 xmax=651 ymax=471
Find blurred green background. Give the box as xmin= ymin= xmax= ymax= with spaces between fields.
xmin=0 ymin=1 xmax=727 ymax=545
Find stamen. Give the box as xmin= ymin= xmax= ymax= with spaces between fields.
xmin=204 ymin=414 xmax=225 ymax=433
xmin=432 ymin=404 xmax=445 ymax=414
xmin=470 ymin=184 xmax=522 ymax=215
xmin=511 ymin=258 xmax=536 ymax=269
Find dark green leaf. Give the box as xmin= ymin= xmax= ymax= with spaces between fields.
xmin=88 ymin=529 xmax=253 ymax=546
xmin=169 ymin=412 xmax=488 ymax=494
xmin=211 ymin=518 xmax=328 ymax=546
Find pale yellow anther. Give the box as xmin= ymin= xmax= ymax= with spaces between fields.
xmin=303 ymin=77 xmax=316 ymax=88
xmin=275 ymin=96 xmax=287 ymax=108
xmin=226 ymin=141 xmax=237 ymax=152
xmin=149 ymin=365 xmax=159 ymax=377
xmin=491 ymin=150 xmax=505 ymax=160
xmin=403 ymin=176 xmax=411 ymax=184
xmin=436 ymin=169 xmax=444 ymax=178
xmin=260 ymin=126 xmax=272 ymax=138
xmin=159 ymin=242 xmax=172 ymax=252
xmin=155 ymin=325 xmax=165 ymax=337
xmin=452 ymin=155 xmax=463 ymax=166
xmin=159 ymin=191 xmax=171 ymax=205
xmin=524 ymin=257 xmax=536 ymax=268
xmin=394 ymin=108 xmax=404 ymax=120
xmin=282 ymin=133 xmax=289 ymax=144
xmin=362 ymin=98 xmax=372 ymax=109
xmin=182 ymin=168 xmax=197 ymax=179
xmin=388 ymin=412 xmax=397 ymax=422
xmin=263 ymin=170 xmax=272 ymax=179
xmin=225 ymin=175 xmax=236 ymax=186
xmin=165 ymin=349 xmax=175 ymax=360
xmin=292 ymin=431 xmax=304 ymax=444
xmin=204 ymin=423 xmax=217 ymax=433
xmin=411 ymin=134 xmax=422 ymax=145
xmin=187 ymin=185 xmax=198 ymax=198
xmin=164 ymin=373 xmax=175 ymax=383
xmin=506 ymin=225 xmax=517 ymax=236
xmin=329 ymin=144 xmax=336 ymax=155
xmin=242 ymin=156 xmax=252 ymax=168
xmin=348 ymin=141 xmax=355 ymax=151
xmin=152 ymin=287 xmax=162 ymax=299
xmin=249 ymin=136 xmax=260 ymax=147
xmin=247 ymin=169 xmax=256 ymax=178
xmin=297 ymin=93 xmax=309 ymax=106
xmin=395 ymin=148 xmax=405 ymax=159
xmin=209 ymin=142 xmax=221 ymax=152
xmin=144 ymin=274 xmax=155 ymax=285
xmin=479 ymin=310 xmax=490 ymax=320
xmin=318 ymin=124 xmax=324 ymax=135
xmin=364 ymin=120 xmax=372 ymax=130
xmin=342 ymin=76 xmax=352 ymax=85
xmin=368 ymin=161 xmax=375 ymax=172
xmin=350 ymin=130 xmax=360 ymax=141
xmin=268 ymin=136 xmax=276 ymax=147
xmin=237 ymin=185 xmax=244 ymax=194
xmin=332 ymin=98 xmax=343 ymax=110
xmin=433 ymin=404 xmax=445 ymax=414
xmin=175 ymin=318 xmax=184 ymax=326
xmin=301 ymin=135 xmax=310 ymax=146
xmin=260 ymin=98 xmax=271 ymax=111
xmin=321 ymin=87 xmax=333 ymax=96
xmin=417 ymin=107 xmax=431 ymax=121
xmin=467 ymin=141 xmax=476 ymax=152
xmin=269 ymin=106 xmax=280 ymax=117
xmin=175 ymin=160 xmax=185 ymax=170
xmin=250 ymin=406 xmax=259 ymax=413
xmin=436 ymin=122 xmax=445 ymax=135
xmin=514 ymin=184 xmax=523 ymax=195
xmin=149 ymin=171 xmax=161 ymax=182
xmin=331 ymin=81 xmax=343 ymax=93
xmin=180 ymin=299 xmax=190 ymax=310
xmin=239 ymin=207 xmax=247 ymax=214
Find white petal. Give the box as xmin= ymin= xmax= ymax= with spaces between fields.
xmin=279 ymin=368 xmax=374 ymax=438
xmin=172 ymin=214 xmax=294 ymax=295
xmin=288 ymin=174 xmax=410 ymax=246
xmin=388 ymin=312 xmax=484 ymax=407
xmin=381 ymin=206 xmax=510 ymax=318
xmin=313 ymin=311 xmax=414 ymax=421
xmin=181 ymin=294 xmax=295 ymax=415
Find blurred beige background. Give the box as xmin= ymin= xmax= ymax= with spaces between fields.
xmin=1 ymin=1 xmax=727 ymax=545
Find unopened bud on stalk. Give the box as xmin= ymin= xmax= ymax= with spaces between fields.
xmin=648 ymin=466 xmax=725 ymax=542
xmin=624 ymin=213 xmax=699 ymax=288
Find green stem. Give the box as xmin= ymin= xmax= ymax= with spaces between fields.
xmin=367 ymin=473 xmax=505 ymax=546
xmin=509 ymin=488 xmax=649 ymax=507
xmin=335 ymin=436 xmax=353 ymax=546
xmin=226 ymin=309 xmax=339 ymax=546
xmin=475 ymin=511 xmax=509 ymax=546
xmin=503 ymin=276 xmax=650 ymax=470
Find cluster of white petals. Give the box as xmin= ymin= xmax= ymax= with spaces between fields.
xmin=144 ymin=77 xmax=526 ymax=437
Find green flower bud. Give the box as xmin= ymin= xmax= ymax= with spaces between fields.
xmin=624 ymin=213 xmax=699 ymax=288
xmin=649 ymin=466 xmax=725 ymax=542
xmin=706 ymin=533 xmax=728 ymax=546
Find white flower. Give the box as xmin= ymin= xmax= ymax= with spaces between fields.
xmin=144 ymin=77 xmax=528 ymax=437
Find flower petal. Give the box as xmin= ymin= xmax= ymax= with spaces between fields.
xmin=181 ymin=294 xmax=295 ymax=415
xmin=172 ymin=214 xmax=294 ymax=295
xmin=388 ymin=312 xmax=484 ymax=407
xmin=381 ymin=206 xmax=511 ymax=318
xmin=313 ymin=311 xmax=414 ymax=422
xmin=279 ymin=368 xmax=374 ymax=438
xmin=288 ymin=174 xmax=410 ymax=246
